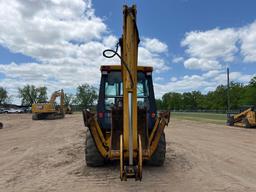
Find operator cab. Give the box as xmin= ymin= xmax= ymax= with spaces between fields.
xmin=97 ymin=65 xmax=157 ymax=132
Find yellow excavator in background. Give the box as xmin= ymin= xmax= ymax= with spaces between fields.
xmin=32 ymin=89 xmax=65 ymax=120
xmin=83 ymin=5 xmax=170 ymax=181
xmin=227 ymin=106 xmax=256 ymax=128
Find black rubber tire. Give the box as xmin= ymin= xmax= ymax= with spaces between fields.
xmin=243 ymin=118 xmax=251 ymax=128
xmin=0 ymin=122 xmax=3 ymax=129
xmin=85 ymin=129 xmax=105 ymax=167
xmin=227 ymin=116 xmax=234 ymax=126
xmin=32 ymin=114 xmax=38 ymax=120
xmin=147 ymin=133 xmax=166 ymax=166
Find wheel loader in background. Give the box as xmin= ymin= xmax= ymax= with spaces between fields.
xmin=227 ymin=106 xmax=256 ymax=128
xmin=83 ymin=5 xmax=170 ymax=181
xmin=32 ymin=89 xmax=65 ymax=120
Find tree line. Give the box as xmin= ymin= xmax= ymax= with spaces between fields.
xmin=0 ymin=84 xmax=97 ymax=109
xmin=1 ymin=76 xmax=255 ymax=111
xmin=156 ymin=76 xmax=256 ymax=111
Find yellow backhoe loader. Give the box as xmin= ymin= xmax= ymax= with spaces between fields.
xmin=32 ymin=89 xmax=65 ymax=120
xmin=82 ymin=5 xmax=170 ymax=181
xmin=227 ymin=106 xmax=256 ymax=128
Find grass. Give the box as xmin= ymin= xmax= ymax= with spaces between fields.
xmin=171 ymin=112 xmax=227 ymax=125
xmin=74 ymin=110 xmax=227 ymax=125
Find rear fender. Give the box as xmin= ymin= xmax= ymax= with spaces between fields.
xmin=149 ymin=111 xmax=170 ymax=156
xmin=82 ymin=109 xmax=108 ymax=158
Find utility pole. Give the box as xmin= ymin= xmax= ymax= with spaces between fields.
xmin=227 ymin=67 xmax=230 ymax=118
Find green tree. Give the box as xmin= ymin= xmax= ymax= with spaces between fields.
xmin=182 ymin=92 xmax=197 ymax=110
xmin=155 ymin=99 xmax=163 ymax=109
xmin=0 ymin=87 xmax=8 ymax=105
xmin=75 ymin=84 xmax=97 ymax=108
xmin=37 ymin=87 xmax=48 ymax=103
xmin=161 ymin=93 xmax=170 ymax=110
xmin=18 ymin=85 xmax=48 ymax=106
xmin=162 ymin=92 xmax=182 ymax=110
xmin=229 ymin=82 xmax=245 ymax=109
xmin=206 ymin=85 xmax=227 ymax=110
xmin=64 ymin=93 xmax=75 ymax=107
xmin=154 ymin=75 xmax=256 ymax=111
xmin=249 ymin=76 xmax=256 ymax=86
xmin=242 ymin=76 xmax=256 ymax=105
xmin=192 ymin=91 xmax=206 ymax=110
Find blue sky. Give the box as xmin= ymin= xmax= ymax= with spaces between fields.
xmin=0 ymin=0 xmax=255 ymax=104
xmin=93 ymin=0 xmax=256 ymax=78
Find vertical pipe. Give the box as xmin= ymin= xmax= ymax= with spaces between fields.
xmin=128 ymin=92 xmax=133 ymax=166
xmin=227 ymin=67 xmax=230 ymax=117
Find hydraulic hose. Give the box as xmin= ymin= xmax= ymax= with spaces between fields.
xmin=103 ymin=42 xmax=134 ymax=89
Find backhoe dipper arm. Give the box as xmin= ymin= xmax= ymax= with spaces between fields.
xmin=121 ymin=5 xmax=139 ymax=171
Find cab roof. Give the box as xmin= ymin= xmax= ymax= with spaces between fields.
xmin=100 ymin=65 xmax=153 ymax=72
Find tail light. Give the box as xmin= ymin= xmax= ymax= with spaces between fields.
xmin=98 ymin=112 xmax=104 ymax=118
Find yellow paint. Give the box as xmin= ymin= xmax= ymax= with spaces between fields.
xmin=121 ymin=4 xmax=138 ymax=156
xmin=32 ymin=89 xmax=65 ymax=117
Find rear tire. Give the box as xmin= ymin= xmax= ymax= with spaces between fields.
xmin=85 ymin=129 xmax=105 ymax=167
xmin=147 ymin=133 xmax=166 ymax=166
xmin=243 ymin=118 xmax=251 ymax=128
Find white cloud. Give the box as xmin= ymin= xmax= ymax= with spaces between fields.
xmin=141 ymin=38 xmax=168 ymax=53
xmin=1 ymin=0 xmax=254 ymax=103
xmin=154 ymin=70 xmax=254 ymax=98
xmin=139 ymin=38 xmax=170 ymax=72
xmin=154 ymin=74 xmax=211 ymax=97
xmin=202 ymin=70 xmax=222 ymax=78
xmin=184 ymin=58 xmax=221 ymax=71
xmin=0 ymin=0 xmax=170 ymax=104
xmin=181 ymin=21 xmax=256 ymax=72
xmin=172 ymin=56 xmax=184 ymax=63
xmin=239 ymin=21 xmax=256 ymax=62
xmin=102 ymin=35 xmax=118 ymax=47
xmin=181 ymin=28 xmax=238 ymax=62
xmin=153 ymin=22 xmax=256 ymax=96
xmin=213 ymin=71 xmax=254 ymax=85
xmin=155 ymin=77 xmax=164 ymax=81
xmin=0 ymin=0 xmax=107 ymax=58
xmin=138 ymin=47 xmax=169 ymax=72
xmin=171 ymin=77 xmax=177 ymax=82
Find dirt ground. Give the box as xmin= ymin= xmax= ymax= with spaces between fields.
xmin=0 ymin=113 xmax=256 ymax=192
